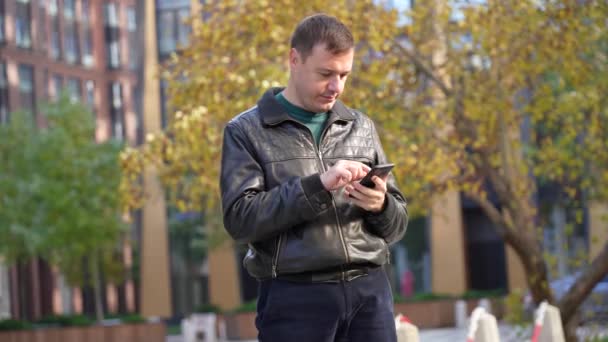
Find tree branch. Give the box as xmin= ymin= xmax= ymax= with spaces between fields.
xmin=463 ymin=190 xmax=514 ymax=242
xmin=558 ymin=239 xmax=608 ymax=323
xmin=392 ymin=41 xmax=453 ymax=97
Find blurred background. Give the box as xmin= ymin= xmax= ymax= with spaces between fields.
xmin=0 ymin=0 xmax=607 ymax=341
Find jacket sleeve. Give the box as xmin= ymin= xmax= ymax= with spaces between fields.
xmin=364 ymin=121 xmax=409 ymax=245
xmin=220 ymin=122 xmax=333 ymax=244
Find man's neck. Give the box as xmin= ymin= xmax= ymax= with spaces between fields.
xmin=281 ymin=84 xmax=306 ymax=110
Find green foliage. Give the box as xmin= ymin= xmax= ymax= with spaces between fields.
xmin=105 ymin=313 xmax=147 ymax=324
xmin=0 ymin=95 xmax=127 ymax=286
xmin=168 ymin=211 xmax=207 ymax=266
xmin=504 ymin=289 xmax=528 ymax=326
xmin=36 ymin=314 xmax=94 ymax=327
xmin=588 ymin=338 xmax=608 ymax=342
xmin=394 ymin=290 xmax=505 ymax=303
xmin=0 ymin=319 xmax=32 ymax=331
xmin=117 ymin=314 xmax=146 ymax=324
xmin=193 ymin=303 xmax=221 ymax=313
xmin=231 ymin=299 xmax=257 ymax=313
xmin=394 ymin=292 xmax=453 ymax=303
xmin=460 ymin=289 xmax=506 ymax=300
xmin=166 ymin=324 xmax=181 ymax=336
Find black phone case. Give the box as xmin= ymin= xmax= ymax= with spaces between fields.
xmin=360 ymin=164 xmax=394 ymax=187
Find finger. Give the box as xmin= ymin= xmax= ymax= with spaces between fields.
xmin=345 ymin=186 xmax=364 ymax=201
xmin=371 ymin=176 xmax=388 ymax=192
xmin=353 ymin=181 xmax=383 ymax=198
xmin=343 ymin=164 xmax=360 ymax=179
xmin=357 ymin=164 xmax=371 ymax=179
xmin=335 ymin=168 xmax=353 ymax=183
xmin=349 ymin=164 xmax=369 ymax=181
xmin=346 ymin=194 xmax=370 ymax=211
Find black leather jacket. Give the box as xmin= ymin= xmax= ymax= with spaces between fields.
xmin=220 ymin=88 xmax=408 ymax=280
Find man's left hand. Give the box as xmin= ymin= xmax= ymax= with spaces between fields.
xmin=343 ymin=175 xmax=388 ymax=213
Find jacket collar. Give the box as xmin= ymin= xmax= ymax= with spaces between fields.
xmin=258 ymin=87 xmax=356 ymax=126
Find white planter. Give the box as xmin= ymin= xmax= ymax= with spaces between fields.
xmin=182 ymin=313 xmax=217 ymax=342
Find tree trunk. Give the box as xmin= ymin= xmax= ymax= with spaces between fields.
xmin=563 ymin=312 xmax=580 ymax=342
xmin=18 ymin=261 xmax=28 ymax=320
xmin=558 ymin=241 xmax=608 ymax=338
xmin=91 ymin=254 xmax=104 ymax=322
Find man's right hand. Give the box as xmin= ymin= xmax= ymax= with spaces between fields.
xmin=320 ymin=160 xmax=370 ymax=191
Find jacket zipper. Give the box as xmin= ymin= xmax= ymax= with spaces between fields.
xmin=272 ymin=233 xmax=283 ymax=278
xmin=272 ymin=121 xmax=351 ymax=280
xmin=314 ymin=124 xmax=351 ymax=275
xmin=315 ymin=149 xmax=350 ymax=265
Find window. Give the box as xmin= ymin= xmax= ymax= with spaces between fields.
xmin=62 ymin=0 xmax=79 ymax=64
xmin=18 ymin=64 xmax=35 ymax=114
xmin=0 ymin=64 xmax=7 ymax=90
xmin=109 ymin=82 xmax=124 ymax=140
xmin=157 ymin=6 xmax=191 ymax=57
xmin=85 ymin=80 xmax=95 ymax=112
xmin=63 ymin=0 xmax=75 ymax=20
xmin=36 ymin=0 xmax=47 ymax=53
xmin=81 ymin=0 xmax=93 ymax=67
xmin=16 ymin=0 xmax=32 ymax=48
xmin=49 ymin=0 xmax=60 ymax=59
xmin=104 ymin=3 xmax=119 ymax=27
xmin=0 ymin=2 xmax=5 ymax=43
xmin=64 ymin=21 xmax=80 ymax=64
xmin=81 ymin=0 xmax=90 ymax=24
xmin=47 ymin=0 xmax=57 ymax=16
xmin=127 ymin=7 xmax=137 ymax=31
xmin=133 ymin=85 xmax=143 ymax=144
xmin=51 ymin=74 xmax=63 ymax=100
xmin=177 ymin=9 xmax=190 ymax=47
xmin=82 ymin=27 xmax=94 ymax=67
xmin=127 ymin=7 xmax=138 ymax=70
xmin=0 ymin=63 xmax=8 ymax=123
xmin=67 ymin=78 xmax=81 ymax=103
xmin=50 ymin=22 xmax=60 ymax=59
xmin=42 ymin=69 xmax=48 ymax=99
xmin=105 ymin=3 xmax=121 ymax=68
xmin=160 ymin=80 xmax=168 ymax=129
xmin=108 ymin=40 xmax=121 ymax=68
xmin=158 ymin=10 xmax=176 ymax=55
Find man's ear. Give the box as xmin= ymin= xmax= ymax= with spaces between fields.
xmin=289 ymin=48 xmax=300 ymax=68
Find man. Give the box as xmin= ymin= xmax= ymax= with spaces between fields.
xmin=220 ymin=13 xmax=408 ymax=342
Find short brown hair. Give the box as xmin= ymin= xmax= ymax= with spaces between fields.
xmin=290 ymin=14 xmax=354 ymax=61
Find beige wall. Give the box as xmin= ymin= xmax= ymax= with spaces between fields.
xmin=430 ymin=191 xmax=467 ymax=295
xmin=506 ymin=246 xmax=527 ymax=291
xmin=140 ymin=0 xmax=171 ymax=317
xmin=208 ymin=242 xmax=242 ymax=311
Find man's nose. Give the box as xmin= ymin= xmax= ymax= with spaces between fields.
xmin=328 ymin=77 xmax=341 ymax=93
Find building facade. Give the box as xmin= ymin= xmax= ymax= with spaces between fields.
xmin=0 ymin=0 xmax=143 ymax=320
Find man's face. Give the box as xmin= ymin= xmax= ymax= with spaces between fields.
xmin=289 ymin=43 xmax=354 ymax=113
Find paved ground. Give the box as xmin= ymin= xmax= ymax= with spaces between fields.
xmin=166 ymin=325 xmax=518 ymax=342
xmin=167 ymin=323 xmax=608 ymax=342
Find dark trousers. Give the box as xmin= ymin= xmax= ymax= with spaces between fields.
xmin=255 ymin=267 xmax=397 ymax=342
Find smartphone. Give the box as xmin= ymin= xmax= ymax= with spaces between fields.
xmin=359 ymin=163 xmax=395 ymax=188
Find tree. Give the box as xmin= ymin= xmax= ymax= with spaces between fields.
xmin=119 ymin=0 xmax=608 ymax=338
xmin=0 ymin=95 xmax=127 ymax=321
